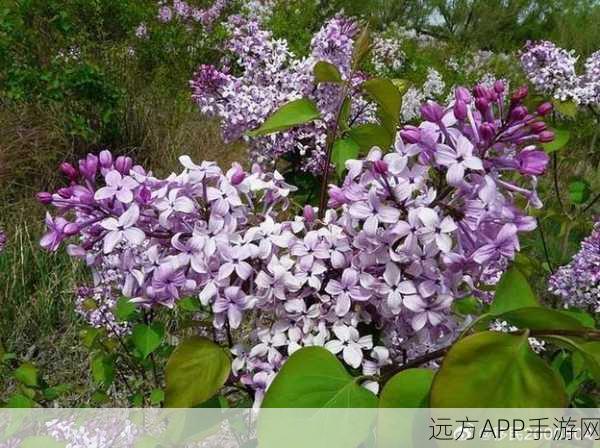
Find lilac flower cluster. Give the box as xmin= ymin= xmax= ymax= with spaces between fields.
xmin=371 ymin=36 xmax=405 ymax=75
xmin=521 ymin=41 xmax=600 ymax=106
xmin=76 ymin=286 xmax=130 ymax=336
xmin=156 ymin=0 xmax=230 ymax=30
xmin=549 ymin=219 xmax=600 ymax=310
xmin=0 ymin=228 xmax=6 ymax=252
xmin=190 ymin=15 xmax=375 ymax=174
xmin=40 ymin=81 xmax=553 ymax=405
xmin=401 ymin=68 xmax=446 ymax=122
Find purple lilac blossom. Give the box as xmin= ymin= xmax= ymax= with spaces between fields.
xmin=549 ymin=219 xmax=600 ymax=310
xmin=40 ymin=83 xmax=551 ymax=406
xmin=0 ymin=228 xmax=6 ymax=252
xmin=190 ymin=15 xmax=376 ymax=174
xmin=156 ymin=0 xmax=230 ymax=30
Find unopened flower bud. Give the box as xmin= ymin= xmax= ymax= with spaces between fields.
xmin=536 ymin=102 xmax=553 ymax=116
xmin=511 ymin=85 xmax=528 ymax=103
xmin=529 ymin=121 xmax=547 ymax=133
xmin=231 ymin=169 xmax=246 ymax=186
xmin=494 ymin=80 xmax=505 ymax=94
xmin=63 ymin=223 xmax=80 ymax=236
xmin=115 ymin=156 xmax=132 ymax=174
xmin=475 ymin=97 xmax=489 ymax=114
xmin=99 ymin=150 xmax=113 ymax=168
xmin=58 ymin=187 xmax=73 ymax=198
xmin=539 ymin=130 xmax=555 ymax=143
xmin=420 ymin=101 xmax=444 ymax=122
xmin=60 ymin=162 xmax=77 ymax=180
xmin=373 ymin=160 xmax=388 ymax=175
xmin=479 ymin=123 xmax=495 ymax=141
xmin=517 ymin=149 xmax=549 ymax=175
xmin=455 ymin=86 xmax=471 ymax=103
xmin=510 ymin=105 xmax=528 ymax=121
xmin=453 ymin=100 xmax=468 ymax=120
xmin=399 ymin=127 xmax=421 ymax=144
xmin=303 ymin=205 xmax=315 ymax=222
xmin=79 ymin=154 xmax=98 ymax=179
xmin=37 ymin=192 xmax=53 ymax=204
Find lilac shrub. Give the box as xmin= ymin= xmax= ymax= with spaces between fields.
xmin=549 ymin=219 xmax=600 ymax=311
xmin=521 ymin=41 xmax=600 ymax=107
xmin=40 ymin=79 xmax=553 ymax=405
xmin=156 ymin=0 xmax=230 ymax=30
xmin=190 ymin=15 xmax=375 ymax=174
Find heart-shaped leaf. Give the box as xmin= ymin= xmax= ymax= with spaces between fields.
xmin=430 ymin=331 xmax=567 ymax=407
xmin=568 ymin=179 xmax=591 ymax=204
xmin=499 ymin=307 xmax=585 ymax=331
xmin=332 ymin=138 xmax=360 ymax=177
xmin=489 ymin=266 xmax=538 ymax=315
xmin=379 ymin=368 xmax=434 ymax=408
xmin=14 ymin=362 xmax=39 ymax=387
xmin=165 ymin=337 xmax=231 ymax=408
xmin=314 ymin=61 xmax=342 ymax=83
xmin=348 ymin=124 xmax=393 ymax=152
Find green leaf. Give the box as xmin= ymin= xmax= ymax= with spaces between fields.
xmin=262 ymin=346 xmax=377 ymax=408
xmin=347 ymin=124 xmax=393 ymax=152
xmin=568 ymin=179 xmax=591 ymax=204
xmin=115 ymin=297 xmax=138 ymax=321
xmin=331 ymin=138 xmax=360 ymax=177
xmin=91 ymin=353 xmax=115 ymax=388
xmin=14 ymin=362 xmax=39 ymax=387
xmin=362 ymin=78 xmax=401 ymax=129
xmin=313 ymin=61 xmax=342 ymax=83
xmin=542 ymin=128 xmax=570 ymax=153
xmin=20 ymin=436 xmax=64 ymax=448
xmin=552 ymin=338 xmax=600 ymax=383
xmin=430 ymin=331 xmax=567 ymax=407
xmin=560 ymin=309 xmax=595 ymax=328
xmin=150 ymin=388 xmax=165 ymax=405
xmin=248 ymin=98 xmax=320 ymax=137
xmin=165 ymin=336 xmax=231 ymax=408
xmin=81 ymin=327 xmax=101 ymax=349
xmin=352 ymin=25 xmax=371 ymax=67
xmin=499 ymin=307 xmax=585 ymax=331
xmin=452 ymin=296 xmax=481 ymax=316
xmin=178 ymin=297 xmax=201 ymax=312
xmin=489 ymin=266 xmax=538 ymax=315
xmin=6 ymin=393 xmax=36 ymax=408
xmin=132 ymin=323 xmax=164 ymax=359
xmin=555 ymin=100 xmax=577 ymax=118
xmin=43 ymin=384 xmax=71 ymax=401
xmin=379 ymin=368 xmax=434 ymax=408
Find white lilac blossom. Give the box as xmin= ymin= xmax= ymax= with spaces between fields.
xmin=400 ymin=69 xmax=447 ymax=122
xmin=190 ymin=15 xmax=375 ymax=174
xmin=422 ymin=68 xmax=445 ymax=98
xmin=521 ymin=41 xmax=600 ymax=107
xmin=549 ymin=219 xmax=600 ymax=310
xmin=489 ymin=320 xmax=546 ymax=353
xmin=134 ymin=22 xmax=148 ymax=39
xmin=371 ymin=36 xmax=405 ymax=75
xmin=40 ymin=83 xmax=552 ymax=406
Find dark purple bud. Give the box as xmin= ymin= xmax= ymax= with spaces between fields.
xmin=472 ymin=85 xmax=488 ymax=98
xmin=517 ymin=150 xmax=549 ymax=175
xmin=115 ymin=156 xmax=132 ymax=174
xmin=60 ymin=162 xmax=77 ymax=180
xmin=455 ymin=86 xmax=471 ymax=102
xmin=36 ymin=192 xmax=53 ymax=204
xmin=420 ymin=101 xmax=444 ymax=122
xmin=479 ymin=123 xmax=495 ymax=141
xmin=373 ymin=160 xmax=388 ymax=175
xmin=536 ymin=102 xmax=553 ymax=116
xmin=58 ymin=187 xmax=73 ymax=198
xmin=79 ymin=154 xmax=98 ymax=179
xmin=529 ymin=121 xmax=547 ymax=133
xmin=510 ymin=105 xmax=528 ymax=121
xmin=453 ymin=100 xmax=468 ymax=120
xmin=63 ymin=223 xmax=80 ymax=236
xmin=99 ymin=150 xmax=113 ymax=168
xmin=494 ymin=80 xmax=505 ymax=94
xmin=511 ymin=85 xmax=528 ymax=103
xmin=399 ymin=127 xmax=421 ymax=144
xmin=475 ymin=97 xmax=489 ymax=114
xmin=303 ymin=205 xmax=315 ymax=222
xmin=539 ymin=130 xmax=555 ymax=143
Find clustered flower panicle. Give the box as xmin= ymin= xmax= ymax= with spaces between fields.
xmin=521 ymin=41 xmax=600 ymax=106
xmin=156 ymin=0 xmax=230 ymax=30
xmin=549 ymin=219 xmax=600 ymax=310
xmin=41 ymin=76 xmax=553 ymax=405
xmin=190 ymin=15 xmax=375 ymax=174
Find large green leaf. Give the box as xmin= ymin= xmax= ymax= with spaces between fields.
xmin=131 ymin=323 xmax=164 ymax=359
xmin=262 ymin=347 xmax=377 ymax=408
xmin=165 ymin=336 xmax=231 ymax=408
xmin=91 ymin=353 xmax=115 ymax=388
xmin=313 ymin=61 xmax=342 ymax=83
xmin=499 ymin=307 xmax=585 ymax=331
xmin=331 ymin=138 xmax=360 ymax=177
xmin=430 ymin=331 xmax=567 ymax=407
xmin=348 ymin=124 xmax=393 ymax=152
xmin=248 ymin=98 xmax=320 ymax=137
xmin=115 ymin=297 xmax=138 ymax=321
xmin=489 ymin=266 xmax=538 ymax=315
xmin=379 ymin=369 xmax=433 ymax=408
xmin=362 ymin=78 xmax=401 ymax=126
xmin=542 ymin=128 xmax=570 ymax=153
